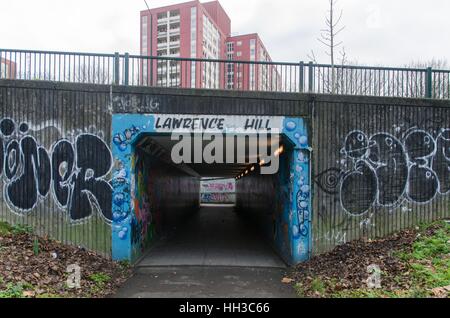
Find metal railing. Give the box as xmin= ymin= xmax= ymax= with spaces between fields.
xmin=1 ymin=48 xmax=449 ymax=99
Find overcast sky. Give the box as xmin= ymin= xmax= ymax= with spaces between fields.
xmin=1 ymin=0 xmax=449 ymax=67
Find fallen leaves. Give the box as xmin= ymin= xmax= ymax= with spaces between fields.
xmin=281 ymin=277 xmax=294 ymax=284
xmin=430 ymin=286 xmax=449 ymax=298
xmin=288 ymin=229 xmax=418 ymax=297
xmin=0 ymin=232 xmax=132 ymax=298
xmin=22 ymin=290 xmax=35 ymax=297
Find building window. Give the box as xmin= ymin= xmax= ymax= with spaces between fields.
xmin=157 ymin=12 xmax=167 ymax=20
xmin=1 ymin=63 xmax=9 ymax=78
xmin=170 ymin=10 xmax=180 ymax=18
xmin=191 ymin=6 xmax=197 ymax=87
xmin=170 ymin=35 xmax=180 ymax=42
xmin=237 ymin=41 xmax=242 ymax=46
xmin=141 ymin=15 xmax=148 ymax=55
xmin=236 ymin=51 xmax=242 ymax=57
xmin=170 ymin=48 xmax=180 ymax=55
xmin=201 ymin=13 xmax=220 ymax=89
xmin=170 ymin=22 xmax=180 ymax=30
xmin=250 ymin=39 xmax=256 ymax=61
xmin=226 ymin=42 xmax=234 ymax=53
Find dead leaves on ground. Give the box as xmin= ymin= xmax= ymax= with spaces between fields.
xmin=0 ymin=233 xmax=131 ymax=298
xmin=289 ymin=229 xmax=419 ymax=297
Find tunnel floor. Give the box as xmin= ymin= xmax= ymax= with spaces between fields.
xmin=137 ymin=207 xmax=286 ymax=268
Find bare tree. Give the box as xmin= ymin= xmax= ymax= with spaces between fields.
xmin=404 ymin=59 xmax=449 ymax=99
xmin=319 ymin=0 xmax=345 ymax=93
xmin=309 ymin=0 xmax=346 ymax=93
xmin=308 ymin=46 xmax=348 ymax=94
xmin=74 ymin=63 xmax=112 ymax=85
xmin=406 ymin=58 xmax=449 ymax=70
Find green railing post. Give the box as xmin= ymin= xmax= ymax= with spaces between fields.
xmin=426 ymin=67 xmax=433 ymax=98
xmin=299 ymin=61 xmax=304 ymax=93
xmin=0 ymin=49 xmax=3 ymax=80
xmin=124 ymin=53 xmax=130 ymax=86
xmin=308 ymin=62 xmax=314 ymax=93
xmin=114 ymin=52 xmax=120 ymax=85
xmin=150 ymin=57 xmax=154 ymax=87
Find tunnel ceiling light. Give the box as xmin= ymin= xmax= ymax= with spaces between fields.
xmin=250 ymin=166 xmax=255 ymax=172
xmin=259 ymin=159 xmax=266 ymax=166
xmin=274 ymin=145 xmax=285 ymax=157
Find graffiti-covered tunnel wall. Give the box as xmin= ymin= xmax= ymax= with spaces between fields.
xmin=236 ymin=119 xmax=311 ymax=265
xmin=112 ymin=131 xmax=200 ymax=262
xmin=1 ymin=79 xmax=449 ymax=264
xmin=311 ymin=96 xmax=450 ymax=255
xmin=0 ymin=80 xmax=113 ymax=256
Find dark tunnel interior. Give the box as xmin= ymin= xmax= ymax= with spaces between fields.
xmin=130 ymin=133 xmax=294 ymax=267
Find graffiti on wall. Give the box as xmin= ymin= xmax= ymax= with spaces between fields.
xmin=111 ymin=114 xmax=312 ymax=263
xmin=295 ymin=150 xmax=311 ymax=238
xmin=283 ymin=118 xmax=311 ymax=262
xmin=201 ymin=181 xmax=235 ymax=193
xmin=200 ymin=193 xmax=235 ymax=204
xmin=315 ymin=127 xmax=450 ymax=216
xmin=200 ymin=179 xmax=236 ymax=204
xmin=0 ymin=118 xmax=113 ymax=222
xmin=131 ymin=149 xmax=157 ymax=253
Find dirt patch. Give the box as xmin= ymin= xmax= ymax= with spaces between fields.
xmin=289 ymin=228 xmax=419 ymax=297
xmin=0 ymin=231 xmax=131 ymax=298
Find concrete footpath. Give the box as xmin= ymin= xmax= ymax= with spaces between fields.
xmin=114 ymin=266 xmax=297 ymax=298
xmin=114 ymin=207 xmax=297 ymax=298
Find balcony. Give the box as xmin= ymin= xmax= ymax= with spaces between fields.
xmin=157 ymin=18 xmax=168 ymax=25
xmin=169 ymin=16 xmax=180 ymax=23
xmin=157 ymin=65 xmax=168 ymax=72
xmin=157 ymin=31 xmax=167 ymax=38
xmin=157 ymin=41 xmax=168 ymax=49
xmin=169 ymin=28 xmax=180 ymax=35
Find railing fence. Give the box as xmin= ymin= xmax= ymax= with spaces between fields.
xmin=1 ymin=48 xmax=449 ymax=99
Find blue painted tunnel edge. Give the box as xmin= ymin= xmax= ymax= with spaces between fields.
xmin=111 ymin=115 xmax=156 ymax=261
xmin=111 ymin=114 xmax=311 ymax=265
xmin=282 ymin=118 xmax=311 ymax=264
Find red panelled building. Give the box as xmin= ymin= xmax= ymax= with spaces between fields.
xmin=0 ymin=58 xmax=16 ymax=79
xmin=140 ymin=0 xmax=279 ymax=90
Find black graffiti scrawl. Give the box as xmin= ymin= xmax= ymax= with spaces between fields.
xmin=6 ymin=136 xmax=52 ymax=210
xmin=0 ymin=118 xmax=113 ymax=223
xmin=315 ymin=127 xmax=450 ymax=216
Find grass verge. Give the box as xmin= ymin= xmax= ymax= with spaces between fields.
xmin=290 ymin=220 xmax=450 ymax=298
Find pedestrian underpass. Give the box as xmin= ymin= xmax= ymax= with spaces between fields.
xmin=111 ymin=114 xmax=311 ymax=266
xmin=3 ymin=80 xmax=447 ymax=268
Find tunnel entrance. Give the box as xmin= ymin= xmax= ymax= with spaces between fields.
xmin=200 ymin=178 xmax=236 ymax=207
xmin=111 ymin=114 xmax=311 ymax=267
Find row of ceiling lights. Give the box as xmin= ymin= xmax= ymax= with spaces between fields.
xmin=235 ymin=145 xmax=285 ymax=180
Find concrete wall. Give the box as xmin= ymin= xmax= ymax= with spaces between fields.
xmin=1 ymin=79 xmax=449 ymax=263
xmin=0 ymin=80 xmax=113 ymax=257
xmin=311 ymin=95 xmax=450 ymax=255
xmin=129 ymin=144 xmax=199 ymax=262
xmin=236 ymin=152 xmax=291 ymax=263
xmin=237 ymin=143 xmax=311 ymax=265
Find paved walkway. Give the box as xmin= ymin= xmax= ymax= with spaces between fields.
xmin=114 ymin=266 xmax=296 ymax=298
xmin=139 ymin=207 xmax=285 ymax=268
xmin=114 ymin=207 xmax=297 ymax=298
